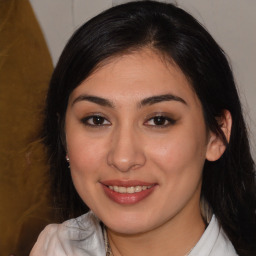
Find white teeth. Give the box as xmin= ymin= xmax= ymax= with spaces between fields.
xmin=127 ymin=187 xmax=135 ymax=193
xmin=135 ymin=186 xmax=142 ymax=192
xmin=119 ymin=187 xmax=127 ymax=193
xmin=108 ymin=185 xmax=153 ymax=193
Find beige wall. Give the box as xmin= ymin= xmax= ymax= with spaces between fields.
xmin=29 ymin=0 xmax=256 ymax=157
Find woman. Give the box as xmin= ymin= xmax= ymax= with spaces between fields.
xmin=30 ymin=1 xmax=256 ymax=255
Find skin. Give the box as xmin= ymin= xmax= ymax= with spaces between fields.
xmin=65 ymin=49 xmax=229 ymax=255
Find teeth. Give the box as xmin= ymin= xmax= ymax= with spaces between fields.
xmin=135 ymin=186 xmax=142 ymax=192
xmin=108 ymin=185 xmax=153 ymax=194
xmin=119 ymin=187 xmax=127 ymax=193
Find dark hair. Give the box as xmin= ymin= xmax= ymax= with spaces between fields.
xmin=43 ymin=1 xmax=256 ymax=255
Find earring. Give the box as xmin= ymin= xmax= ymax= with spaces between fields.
xmin=66 ymin=155 xmax=70 ymax=168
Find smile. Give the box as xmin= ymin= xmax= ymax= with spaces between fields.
xmin=101 ymin=181 xmax=157 ymax=205
xmin=108 ymin=185 xmax=153 ymax=194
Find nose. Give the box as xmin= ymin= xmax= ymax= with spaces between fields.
xmin=107 ymin=125 xmax=146 ymax=172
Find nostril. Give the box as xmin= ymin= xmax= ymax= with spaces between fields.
xmin=107 ymin=136 xmax=146 ymax=172
xmin=107 ymin=159 xmax=145 ymax=173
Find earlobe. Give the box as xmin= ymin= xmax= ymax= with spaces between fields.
xmin=206 ymin=110 xmax=232 ymax=162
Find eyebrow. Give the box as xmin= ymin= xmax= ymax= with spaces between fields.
xmin=140 ymin=94 xmax=187 ymax=107
xmin=72 ymin=95 xmax=115 ymax=108
xmin=71 ymin=93 xmax=187 ymax=108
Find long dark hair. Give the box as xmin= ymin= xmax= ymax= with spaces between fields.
xmin=42 ymin=1 xmax=256 ymax=255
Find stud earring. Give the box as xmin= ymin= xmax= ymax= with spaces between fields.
xmin=66 ymin=155 xmax=70 ymax=168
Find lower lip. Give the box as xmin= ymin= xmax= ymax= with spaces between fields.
xmin=101 ymin=184 xmax=156 ymax=205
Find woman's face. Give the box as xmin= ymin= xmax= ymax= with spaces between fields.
xmin=65 ymin=49 xmax=215 ymax=235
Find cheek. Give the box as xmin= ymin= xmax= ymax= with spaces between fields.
xmin=146 ymin=129 xmax=206 ymax=213
xmin=66 ymin=136 xmax=107 ymax=207
xmin=66 ymin=132 xmax=107 ymax=178
xmin=148 ymin=127 xmax=207 ymax=178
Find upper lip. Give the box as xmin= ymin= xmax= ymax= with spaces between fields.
xmin=100 ymin=180 xmax=156 ymax=187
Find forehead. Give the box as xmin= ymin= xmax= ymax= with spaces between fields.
xmin=69 ymin=49 xmax=200 ymax=107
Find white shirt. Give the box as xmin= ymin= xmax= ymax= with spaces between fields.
xmin=30 ymin=212 xmax=238 ymax=256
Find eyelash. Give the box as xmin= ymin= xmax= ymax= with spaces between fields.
xmin=80 ymin=115 xmax=176 ymax=128
xmin=144 ymin=115 xmax=176 ymax=127
xmin=81 ymin=115 xmax=111 ymax=127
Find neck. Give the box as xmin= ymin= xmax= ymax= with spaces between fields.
xmin=107 ymin=207 xmax=205 ymax=256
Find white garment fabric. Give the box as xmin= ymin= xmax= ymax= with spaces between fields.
xmin=189 ymin=216 xmax=238 ymax=256
xmin=30 ymin=212 xmax=105 ymax=256
xmin=30 ymin=212 xmax=238 ymax=256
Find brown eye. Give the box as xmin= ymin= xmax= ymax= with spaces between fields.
xmin=81 ymin=115 xmax=111 ymax=126
xmin=153 ymin=116 xmax=168 ymax=125
xmin=145 ymin=116 xmax=176 ymax=127
xmin=91 ymin=116 xmax=105 ymax=125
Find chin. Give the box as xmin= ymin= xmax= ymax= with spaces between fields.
xmin=101 ymin=210 xmax=160 ymax=235
xmin=107 ymin=221 xmax=151 ymax=235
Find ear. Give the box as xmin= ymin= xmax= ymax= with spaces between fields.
xmin=206 ymin=110 xmax=232 ymax=161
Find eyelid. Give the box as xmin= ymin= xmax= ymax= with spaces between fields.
xmin=80 ymin=113 xmax=111 ymax=127
xmin=144 ymin=113 xmax=177 ymax=127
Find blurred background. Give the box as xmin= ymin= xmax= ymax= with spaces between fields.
xmin=0 ymin=0 xmax=255 ymax=255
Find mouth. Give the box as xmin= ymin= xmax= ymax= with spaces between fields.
xmin=100 ymin=180 xmax=157 ymax=205
xmin=107 ymin=185 xmax=153 ymax=194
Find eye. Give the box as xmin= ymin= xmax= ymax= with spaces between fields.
xmin=144 ymin=116 xmax=176 ymax=127
xmin=81 ymin=115 xmax=111 ymax=127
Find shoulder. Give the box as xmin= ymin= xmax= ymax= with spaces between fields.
xmin=30 ymin=211 xmax=106 ymax=256
xmin=29 ymin=224 xmax=61 ymax=256
xmin=211 ymin=228 xmax=239 ymax=256
xmin=190 ymin=215 xmax=238 ymax=256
